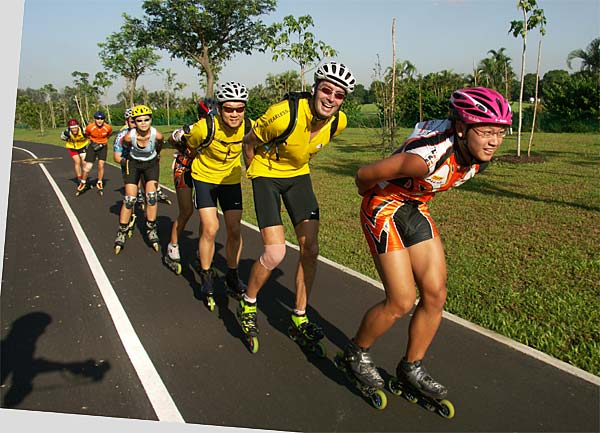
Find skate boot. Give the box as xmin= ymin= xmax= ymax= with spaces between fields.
xmin=136 ymin=191 xmax=145 ymax=211
xmin=76 ymin=180 xmax=92 ymax=196
xmin=224 ymin=268 xmax=247 ymax=300
xmin=198 ymin=268 xmax=216 ymax=311
xmin=288 ymin=313 xmax=326 ymax=357
xmin=114 ymin=225 xmax=129 ymax=255
xmin=157 ymin=187 xmax=172 ymax=205
xmin=333 ymin=340 xmax=387 ymax=410
xmin=145 ymin=220 xmax=160 ymax=252
xmin=96 ymin=180 xmax=104 ymax=196
xmin=387 ymin=358 xmax=454 ymax=418
xmin=163 ymin=243 xmax=182 ymax=275
xmin=236 ymin=298 xmax=259 ymax=353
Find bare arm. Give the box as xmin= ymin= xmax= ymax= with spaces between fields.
xmin=242 ymin=129 xmax=262 ymax=169
xmin=355 ymin=152 xmax=429 ymax=196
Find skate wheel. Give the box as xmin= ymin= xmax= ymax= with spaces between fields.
xmin=152 ymin=243 xmax=159 ymax=252
xmin=127 ymin=230 xmax=134 ymax=238
xmin=114 ymin=246 xmax=122 ymax=255
xmin=333 ymin=353 xmax=345 ymax=370
xmin=370 ymin=389 xmax=387 ymax=410
xmin=248 ymin=336 xmax=259 ymax=354
xmin=311 ymin=341 xmax=327 ymax=358
xmin=438 ymin=399 xmax=455 ymax=419
xmin=386 ymin=378 xmax=403 ymax=396
xmin=403 ymin=390 xmax=419 ymax=404
xmin=174 ymin=263 xmax=182 ymax=275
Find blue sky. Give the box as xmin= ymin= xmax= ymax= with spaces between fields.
xmin=16 ymin=0 xmax=600 ymax=104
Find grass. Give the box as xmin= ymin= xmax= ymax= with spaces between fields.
xmin=12 ymin=125 xmax=600 ymax=376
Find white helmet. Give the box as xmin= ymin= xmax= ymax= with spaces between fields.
xmin=215 ymin=81 xmax=249 ymax=103
xmin=314 ymin=62 xmax=356 ymax=93
xmin=124 ymin=107 xmax=133 ymax=119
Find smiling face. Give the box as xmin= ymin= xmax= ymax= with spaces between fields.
xmin=133 ymin=116 xmax=152 ymax=133
xmin=312 ymin=80 xmax=346 ymax=119
xmin=456 ymin=121 xmax=506 ymax=162
xmin=219 ymin=102 xmax=245 ymax=129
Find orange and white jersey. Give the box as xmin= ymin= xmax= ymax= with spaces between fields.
xmin=84 ymin=122 xmax=113 ymax=144
xmin=374 ymin=119 xmax=488 ymax=203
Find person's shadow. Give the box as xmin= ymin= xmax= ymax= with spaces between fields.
xmin=1 ymin=312 xmax=111 ymax=407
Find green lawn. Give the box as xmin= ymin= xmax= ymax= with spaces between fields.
xmin=12 ymin=125 xmax=600 ymax=376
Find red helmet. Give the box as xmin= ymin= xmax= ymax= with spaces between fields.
xmin=67 ymin=118 xmax=79 ymax=128
xmin=450 ymin=87 xmax=512 ymax=125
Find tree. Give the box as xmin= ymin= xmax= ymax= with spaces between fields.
xmin=509 ymin=0 xmax=547 ymax=157
xmin=567 ymin=37 xmax=600 ymax=73
xmin=41 ymin=84 xmax=57 ymax=129
xmin=138 ymin=0 xmax=276 ymax=97
xmin=263 ymin=15 xmax=337 ymax=90
xmin=71 ymin=71 xmax=94 ymax=124
xmin=93 ymin=72 xmax=114 ymax=124
xmin=98 ymin=13 xmax=161 ymax=107
xmin=163 ymin=68 xmax=187 ymax=126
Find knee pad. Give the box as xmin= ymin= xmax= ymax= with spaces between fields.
xmin=259 ymin=244 xmax=286 ymax=271
xmin=146 ymin=191 xmax=158 ymax=206
xmin=123 ymin=195 xmax=137 ymax=209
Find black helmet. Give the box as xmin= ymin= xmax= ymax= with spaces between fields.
xmin=93 ymin=110 xmax=106 ymax=120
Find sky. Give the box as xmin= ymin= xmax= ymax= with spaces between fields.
xmin=15 ymin=0 xmax=600 ymax=104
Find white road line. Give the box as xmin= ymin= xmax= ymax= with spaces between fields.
xmin=14 ymin=147 xmax=185 ymax=423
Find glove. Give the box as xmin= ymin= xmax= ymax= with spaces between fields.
xmin=171 ymin=128 xmax=185 ymax=143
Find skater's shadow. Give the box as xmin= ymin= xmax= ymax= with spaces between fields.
xmin=1 ymin=312 xmax=111 ymax=408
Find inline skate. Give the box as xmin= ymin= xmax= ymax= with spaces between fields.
xmin=197 ymin=267 xmax=216 ymax=311
xmin=163 ymin=243 xmax=182 ymax=275
xmin=96 ymin=180 xmax=104 ymax=196
xmin=387 ymin=359 xmax=455 ymax=419
xmin=75 ymin=180 xmax=93 ymax=196
xmin=288 ymin=313 xmax=326 ymax=358
xmin=114 ymin=214 xmax=136 ymax=255
xmin=236 ymin=298 xmax=259 ymax=353
xmin=333 ymin=341 xmax=387 ymax=410
xmin=224 ymin=268 xmax=247 ymax=300
xmin=145 ymin=220 xmax=160 ymax=252
xmin=157 ymin=187 xmax=172 ymax=205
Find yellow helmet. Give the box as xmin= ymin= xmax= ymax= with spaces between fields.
xmin=131 ymin=105 xmax=152 ymax=118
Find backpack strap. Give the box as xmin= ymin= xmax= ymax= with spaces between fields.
xmin=199 ymin=111 xmax=215 ymax=148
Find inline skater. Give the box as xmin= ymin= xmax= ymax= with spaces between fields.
xmin=343 ymin=87 xmax=512 ymax=406
xmin=78 ymin=110 xmax=112 ymax=196
xmin=60 ymin=118 xmax=89 ymax=183
xmin=182 ymin=83 xmax=252 ymax=311
xmin=113 ymin=105 xmax=164 ymax=254
xmin=241 ymin=62 xmax=356 ymax=354
xmin=164 ymin=97 xmax=219 ymax=276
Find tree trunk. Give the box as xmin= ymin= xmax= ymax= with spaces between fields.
xmin=389 ymin=18 xmax=396 ymax=153
xmin=105 ymin=104 xmax=112 ymax=126
xmin=38 ymin=110 xmax=44 ymax=134
xmin=74 ymin=95 xmax=85 ymax=126
xmin=516 ymin=9 xmax=528 ymax=157
xmin=528 ymin=40 xmax=542 ymax=157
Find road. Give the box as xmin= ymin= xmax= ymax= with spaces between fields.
xmin=2 ymin=141 xmax=598 ymax=432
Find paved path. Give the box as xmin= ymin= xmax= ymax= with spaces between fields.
xmin=2 ymin=141 xmax=598 ymax=432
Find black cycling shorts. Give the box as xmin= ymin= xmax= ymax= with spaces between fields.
xmin=121 ymin=157 xmax=160 ymax=185
xmin=192 ymin=179 xmax=242 ymax=212
xmin=85 ymin=142 xmax=107 ymax=162
xmin=252 ymin=174 xmax=319 ymax=229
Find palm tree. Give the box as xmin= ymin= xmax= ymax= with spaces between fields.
xmin=567 ymin=37 xmax=600 ymax=72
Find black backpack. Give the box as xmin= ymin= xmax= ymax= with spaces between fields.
xmin=263 ymin=91 xmax=339 ymax=160
xmin=197 ymin=110 xmax=252 ymax=148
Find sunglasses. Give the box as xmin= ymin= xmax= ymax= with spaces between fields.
xmin=471 ymin=128 xmax=507 ymax=139
xmin=318 ymin=86 xmax=346 ymax=101
xmin=221 ymin=106 xmax=246 ymax=114
xmin=135 ymin=117 xmax=152 ymax=123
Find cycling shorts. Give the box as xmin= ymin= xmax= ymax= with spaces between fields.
xmin=68 ymin=148 xmax=86 ymax=158
xmin=192 ymin=179 xmax=242 ymax=212
xmin=251 ymin=174 xmax=319 ymax=229
xmin=84 ymin=142 xmax=107 ymax=162
xmin=121 ymin=157 xmax=160 ymax=185
xmin=360 ymin=194 xmax=438 ymax=255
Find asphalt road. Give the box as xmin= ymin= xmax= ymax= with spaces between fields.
xmin=2 ymin=141 xmax=598 ymax=432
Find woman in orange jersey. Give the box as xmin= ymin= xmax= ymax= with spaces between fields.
xmin=341 ymin=87 xmax=512 ymax=406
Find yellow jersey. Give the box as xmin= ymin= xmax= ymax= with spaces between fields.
xmin=184 ymin=115 xmax=253 ymax=185
xmin=247 ymin=98 xmax=347 ymax=179
xmin=63 ymin=129 xmax=89 ymax=150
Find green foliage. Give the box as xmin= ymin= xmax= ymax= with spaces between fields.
xmin=567 ymin=36 xmax=600 ymax=72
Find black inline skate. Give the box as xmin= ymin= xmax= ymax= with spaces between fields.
xmin=224 ymin=268 xmax=247 ymax=300
xmin=288 ymin=313 xmax=326 ymax=358
xmin=334 ymin=341 xmax=387 ymax=410
xmin=157 ymin=187 xmax=172 ymax=205
xmin=163 ymin=243 xmax=182 ymax=275
xmin=145 ymin=220 xmax=160 ymax=252
xmin=114 ymin=214 xmax=136 ymax=255
xmin=236 ymin=298 xmax=259 ymax=353
xmin=75 ymin=180 xmax=93 ymax=196
xmin=196 ymin=267 xmax=216 ymax=311
xmin=387 ymin=358 xmax=455 ymax=419
xmin=96 ymin=180 xmax=104 ymax=196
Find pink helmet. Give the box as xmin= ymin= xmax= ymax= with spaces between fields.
xmin=450 ymin=87 xmax=512 ymax=125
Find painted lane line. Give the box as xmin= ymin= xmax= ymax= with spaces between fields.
xmin=14 ymin=147 xmax=185 ymax=422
